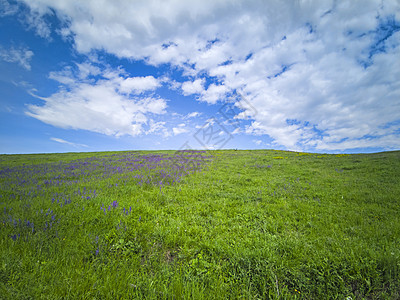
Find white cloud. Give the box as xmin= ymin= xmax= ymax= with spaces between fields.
xmin=181 ymin=78 xmax=204 ymax=96
xmin=50 ymin=137 xmax=88 ymax=148
xmin=232 ymin=128 xmax=241 ymax=135
xmin=76 ymin=62 xmax=101 ymax=79
xmin=146 ymin=119 xmax=170 ymax=137
xmin=172 ymin=124 xmax=188 ymax=135
xmin=48 ymin=67 xmax=75 ymax=84
xmin=199 ymin=83 xmax=229 ymax=104
xmin=24 ymin=9 xmax=52 ymax=39
xmin=118 ymin=76 xmax=160 ymax=95
xmin=164 ymin=78 xmax=182 ymax=90
xmin=27 ymin=62 xmax=167 ymax=137
xmin=0 ymin=46 xmax=34 ymax=70
xmin=186 ymin=111 xmax=201 ymax=118
xmin=18 ymin=0 xmax=400 ymax=150
xmin=0 ymin=0 xmax=19 ymax=16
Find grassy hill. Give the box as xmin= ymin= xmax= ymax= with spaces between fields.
xmin=1 ymin=150 xmax=399 ymax=299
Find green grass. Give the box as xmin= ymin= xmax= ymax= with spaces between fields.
xmin=1 ymin=149 xmax=399 ymax=299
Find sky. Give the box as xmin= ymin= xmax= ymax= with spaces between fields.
xmin=0 ymin=0 xmax=400 ymax=154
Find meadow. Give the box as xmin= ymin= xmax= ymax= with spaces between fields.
xmin=1 ymin=149 xmax=399 ymax=299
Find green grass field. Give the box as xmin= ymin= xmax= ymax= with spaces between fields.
xmin=1 ymin=149 xmax=399 ymax=299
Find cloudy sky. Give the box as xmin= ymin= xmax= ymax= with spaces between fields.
xmin=1 ymin=0 xmax=399 ymax=154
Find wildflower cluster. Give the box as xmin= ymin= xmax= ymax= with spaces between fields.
xmin=1 ymin=151 xmax=213 ymax=243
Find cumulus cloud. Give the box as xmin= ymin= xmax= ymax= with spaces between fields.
xmin=118 ymin=76 xmax=161 ymax=95
xmin=199 ymin=83 xmax=229 ymax=104
xmin=26 ymin=62 xmax=166 ymax=137
xmin=0 ymin=46 xmax=34 ymax=70
xmin=18 ymin=0 xmax=400 ymax=150
xmin=181 ymin=78 xmax=204 ymax=96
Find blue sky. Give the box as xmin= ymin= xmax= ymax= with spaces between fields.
xmin=1 ymin=0 xmax=399 ymax=154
